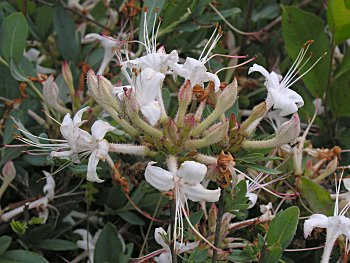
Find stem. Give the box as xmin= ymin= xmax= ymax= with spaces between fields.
xmin=169 ymin=199 xmax=177 ymax=263
xmin=212 ymin=188 xmax=225 ymax=263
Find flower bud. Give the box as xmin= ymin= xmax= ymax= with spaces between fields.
xmin=124 ymin=87 xmax=140 ymax=117
xmin=42 ymin=76 xmax=71 ymax=114
xmin=181 ymin=114 xmax=196 ymax=140
xmin=242 ymin=114 xmax=300 ymax=150
xmin=208 ymin=204 xmax=218 ymax=232
xmin=86 ymin=69 xmax=99 ymax=98
xmin=2 ymin=161 xmax=16 ymax=182
xmin=62 ymin=61 xmax=74 ymax=95
xmin=215 ymin=78 xmax=238 ymax=113
xmin=164 ymin=118 xmax=179 ymax=143
xmin=313 ymin=157 xmax=338 ymax=184
xmin=176 ymin=80 xmax=192 ymax=128
xmin=240 ymin=102 xmax=267 ymax=136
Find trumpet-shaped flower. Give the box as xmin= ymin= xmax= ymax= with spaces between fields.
xmin=74 ymin=228 xmax=101 ymax=263
xmin=304 ymin=173 xmax=350 ymax=263
xmin=170 ymin=28 xmax=222 ymax=92
xmin=248 ymin=41 xmax=323 ymax=116
xmin=113 ymin=67 xmax=165 ymax=126
xmin=154 ymin=227 xmax=198 ymax=263
xmin=83 ymin=33 xmax=119 ymax=75
xmin=16 ymin=107 xmax=115 ymax=183
xmin=24 ymin=48 xmax=56 ymax=74
xmin=119 ymin=12 xmax=178 ymax=76
xmin=145 ymin=159 xmax=220 ymax=245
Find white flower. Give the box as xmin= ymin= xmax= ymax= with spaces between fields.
xmin=154 ymin=227 xmax=198 ymax=263
xmin=42 ymin=76 xmax=71 ymax=115
xmin=119 ymin=13 xmax=178 ymax=76
xmin=24 ymin=48 xmax=56 ymax=74
xmin=83 ymin=33 xmax=119 ymax=75
xmin=74 ymin=229 xmax=101 ymax=263
xmin=0 ymin=171 xmax=55 ymax=223
xmin=169 ymin=28 xmax=222 ymax=92
xmin=113 ymin=68 xmax=165 ymax=126
xmin=248 ymin=63 xmax=304 ymax=116
xmin=145 ymin=159 xmax=220 ymax=245
xmin=304 ymin=174 xmax=350 ymax=263
xmin=17 ymin=107 xmax=115 ymax=183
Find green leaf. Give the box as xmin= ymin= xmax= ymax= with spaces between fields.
xmin=0 ymin=236 xmax=12 ymax=255
xmin=266 ymin=206 xmax=299 ymax=250
xmin=139 ymin=0 xmax=165 ymax=44
xmin=328 ymin=0 xmax=350 ymax=44
xmin=117 ymin=211 xmax=145 ymax=225
xmin=262 ymin=207 xmax=299 ymax=262
xmin=53 ymin=6 xmax=80 ymax=61
xmin=299 ymin=177 xmax=334 ymax=215
xmin=0 ymin=12 xmax=28 ymax=62
xmin=37 ymin=239 xmax=78 ymax=251
xmin=94 ymin=222 xmax=125 ymax=263
xmin=334 ymin=48 xmax=350 ymax=79
xmin=162 ymin=88 xmax=171 ymax=111
xmin=245 ymin=164 xmax=281 ymax=175
xmin=0 ymin=250 xmax=49 ymax=263
xmin=188 ymin=248 xmax=208 ymax=262
xmin=281 ymin=6 xmax=330 ymax=97
xmin=35 ymin=6 xmax=53 ymax=40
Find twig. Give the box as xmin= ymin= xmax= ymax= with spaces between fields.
xmin=212 ymin=188 xmax=225 ymax=263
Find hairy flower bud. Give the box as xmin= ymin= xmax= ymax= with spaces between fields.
xmin=62 ymin=61 xmax=74 ymax=95
xmin=240 ymin=102 xmax=267 ymax=136
xmin=176 ymin=80 xmax=192 ymax=128
xmin=242 ymin=114 xmax=300 ymax=150
xmin=2 ymin=161 xmax=16 ymax=182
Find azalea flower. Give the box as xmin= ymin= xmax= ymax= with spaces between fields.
xmin=42 ymin=76 xmax=71 ymax=115
xmin=24 ymin=48 xmax=56 ymax=75
xmin=113 ymin=67 xmax=165 ymax=126
xmin=83 ymin=33 xmax=120 ymax=75
xmin=145 ymin=158 xmax=220 ymax=245
xmin=248 ymin=41 xmax=323 ymax=116
xmin=119 ymin=12 xmax=179 ymax=76
xmin=0 ymin=171 xmax=55 ymax=223
xmin=170 ymin=28 xmax=222 ymax=92
xmin=74 ymin=228 xmax=102 ymax=263
xmin=154 ymin=227 xmax=198 ymax=263
xmin=304 ymin=173 xmax=350 ymax=263
xmin=16 ymin=107 xmax=115 ymax=183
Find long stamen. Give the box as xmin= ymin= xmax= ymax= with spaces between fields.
xmin=151 ymin=13 xmax=157 ymax=53
xmin=201 ymin=32 xmax=222 ymax=63
xmin=215 ymin=56 xmax=257 ymax=74
xmin=199 ymin=26 xmax=218 ymax=61
xmin=205 ymin=54 xmax=248 ymax=62
xmin=41 ymin=110 xmax=61 ymax=125
xmin=16 ymin=127 xmax=67 ymax=143
xmin=280 ymin=40 xmax=313 ymax=87
xmin=285 ymin=53 xmax=327 ymax=89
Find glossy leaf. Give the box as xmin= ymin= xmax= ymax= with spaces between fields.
xmin=281 ymin=6 xmax=330 ymax=97
xmin=0 ymin=236 xmax=12 ymax=255
xmin=328 ymin=0 xmax=350 ymax=44
xmin=37 ymin=239 xmax=78 ymax=251
xmin=0 ymin=250 xmax=49 ymax=263
xmin=0 ymin=12 xmax=28 ymax=62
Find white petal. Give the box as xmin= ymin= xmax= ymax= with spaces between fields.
xmin=140 ymin=101 xmax=161 ymax=126
xmin=157 ymin=252 xmax=172 ymax=263
xmin=73 ymin=107 xmax=90 ymax=124
xmin=183 ymin=184 xmax=221 ymax=203
xmin=248 ymin=64 xmax=270 ymax=79
xmin=86 ymin=150 xmax=104 ymax=183
xmin=135 ymin=68 xmax=164 ymax=105
xmin=154 ymin=227 xmax=169 ymax=250
xmin=50 ymin=150 xmax=73 ymax=159
xmin=177 ymin=161 xmax=207 ymax=184
xmin=91 ymin=120 xmax=115 ymax=141
xmin=24 ymin=48 xmax=40 ymax=62
xmin=144 ymin=162 xmax=174 ymax=191
xmin=60 ymin=114 xmax=74 ymax=140
xmin=42 ymin=171 xmax=55 ymax=200
xmin=343 ymin=178 xmax=350 ymax=192
xmin=246 ymin=192 xmax=258 ymax=209
xmin=303 ymin=214 xmax=329 ymax=238
xmin=178 ymin=241 xmax=199 ymax=254
xmin=205 ymin=72 xmax=220 ymax=92
xmin=269 ymin=88 xmax=299 ymax=116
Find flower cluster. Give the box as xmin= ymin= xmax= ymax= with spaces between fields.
xmin=11 ymin=11 xmax=327 ymax=262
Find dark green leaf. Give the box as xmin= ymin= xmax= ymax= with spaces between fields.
xmin=282 ymin=6 xmax=330 ymax=97
xmin=245 ymin=164 xmax=281 ymax=175
xmin=0 ymin=236 xmax=12 ymax=255
xmin=0 ymin=250 xmax=49 ymax=263
xmin=0 ymin=12 xmax=28 ymax=62
xmin=117 ymin=211 xmax=145 ymax=225
xmin=299 ymin=177 xmax=334 ymax=215
xmin=94 ymin=222 xmax=125 ymax=263
xmin=37 ymin=239 xmax=78 ymax=251
xmin=35 ymin=6 xmax=53 ymax=40
xmin=53 ymin=6 xmax=80 ymax=61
